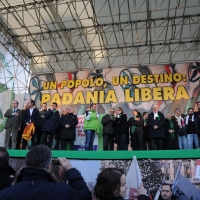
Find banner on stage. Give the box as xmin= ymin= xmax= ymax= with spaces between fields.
xmin=28 ymin=64 xmax=200 ymax=117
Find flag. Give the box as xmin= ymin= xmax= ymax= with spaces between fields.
xmin=172 ymin=162 xmax=200 ymax=200
xmin=22 ymin=122 xmax=35 ymax=141
xmin=125 ymin=156 xmax=142 ymax=200
xmin=154 ymin=185 xmax=161 ymax=200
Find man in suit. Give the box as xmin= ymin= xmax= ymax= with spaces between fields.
xmin=147 ymin=104 xmax=165 ymax=150
xmin=22 ymin=99 xmax=39 ymax=150
xmin=101 ymin=108 xmax=115 ymax=150
xmin=16 ymin=103 xmax=28 ymax=149
xmin=4 ymin=100 xmax=22 ymax=149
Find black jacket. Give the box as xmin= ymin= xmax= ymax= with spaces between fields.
xmin=143 ymin=119 xmax=149 ymax=139
xmin=60 ymin=113 xmax=78 ymax=140
xmin=171 ymin=115 xmax=186 ymax=136
xmin=0 ymin=161 xmax=15 ymax=191
xmin=147 ymin=112 xmax=165 ymax=139
xmin=127 ymin=115 xmax=143 ymax=135
xmin=185 ymin=114 xmax=199 ymax=135
xmin=23 ymin=108 xmax=39 ymax=126
xmin=35 ymin=109 xmax=47 ymax=129
xmin=42 ymin=109 xmax=60 ymax=134
xmin=164 ymin=119 xmax=179 ymax=150
xmin=114 ymin=114 xmax=128 ymax=135
xmin=0 ymin=167 xmax=92 ymax=200
xmin=101 ymin=114 xmax=115 ymax=136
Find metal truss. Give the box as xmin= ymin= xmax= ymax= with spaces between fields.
xmin=0 ymin=0 xmax=199 ymax=73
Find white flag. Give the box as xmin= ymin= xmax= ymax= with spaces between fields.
xmin=125 ymin=156 xmax=142 ymax=200
xmin=154 ymin=185 xmax=161 ymax=200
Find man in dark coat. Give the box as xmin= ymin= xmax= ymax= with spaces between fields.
xmin=147 ymin=104 xmax=165 ymax=150
xmin=22 ymin=99 xmax=40 ymax=149
xmin=114 ymin=107 xmax=128 ymax=150
xmin=127 ymin=109 xmax=143 ymax=150
xmin=0 ymin=145 xmax=92 ymax=200
xmin=40 ymin=102 xmax=60 ymax=149
xmin=60 ymin=107 xmax=78 ymax=150
xmin=35 ymin=102 xmax=47 ymax=145
xmin=101 ymin=108 xmax=115 ymax=150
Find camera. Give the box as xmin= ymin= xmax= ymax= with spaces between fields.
xmin=52 ymin=158 xmax=60 ymax=166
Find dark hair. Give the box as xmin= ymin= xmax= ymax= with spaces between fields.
xmin=25 ymin=145 xmax=52 ymax=168
xmin=90 ymin=103 xmax=96 ymax=109
xmin=143 ymin=112 xmax=148 ymax=117
xmin=174 ymin=108 xmax=180 ymax=113
xmin=13 ymin=100 xmax=19 ymax=105
xmin=197 ymin=101 xmax=200 ymax=106
xmin=94 ymin=168 xmax=124 ymax=200
xmin=30 ymin=99 xmax=35 ymax=106
xmin=161 ymin=183 xmax=172 ymax=192
xmin=132 ymin=109 xmax=138 ymax=114
xmin=0 ymin=147 xmax=9 ymax=162
xmin=52 ymin=102 xmax=57 ymax=107
xmin=187 ymin=107 xmax=194 ymax=112
xmin=42 ymin=102 xmax=47 ymax=105
xmin=116 ymin=107 xmax=123 ymax=113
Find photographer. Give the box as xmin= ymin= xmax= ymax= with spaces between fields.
xmin=0 ymin=145 xmax=92 ymax=200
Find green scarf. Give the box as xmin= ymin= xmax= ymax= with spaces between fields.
xmin=169 ymin=119 xmax=175 ymax=139
xmin=131 ymin=116 xmax=136 ymax=134
xmin=110 ymin=115 xmax=114 ymax=120
xmin=52 ymin=110 xmax=57 ymax=118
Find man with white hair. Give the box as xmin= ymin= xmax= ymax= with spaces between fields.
xmin=0 ymin=145 xmax=92 ymax=200
xmin=147 ymin=104 xmax=165 ymax=150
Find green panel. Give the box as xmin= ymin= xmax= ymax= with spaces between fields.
xmin=8 ymin=150 xmax=200 ymax=159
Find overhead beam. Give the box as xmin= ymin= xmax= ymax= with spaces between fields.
xmin=11 ymin=14 xmax=200 ymax=39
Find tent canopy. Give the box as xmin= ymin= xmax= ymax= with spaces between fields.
xmin=0 ymin=0 xmax=199 ymax=74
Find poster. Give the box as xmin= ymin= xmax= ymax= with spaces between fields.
xmin=74 ymin=115 xmax=98 ymax=150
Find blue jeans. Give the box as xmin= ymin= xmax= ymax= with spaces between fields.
xmin=187 ymin=134 xmax=199 ymax=149
xmin=178 ymin=135 xmax=188 ymax=149
xmin=85 ymin=130 xmax=96 ymax=150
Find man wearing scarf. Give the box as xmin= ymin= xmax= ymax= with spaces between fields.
xmin=101 ymin=108 xmax=115 ymax=150
xmin=185 ymin=108 xmax=199 ymax=149
xmin=172 ymin=108 xmax=187 ymax=149
xmin=40 ymin=102 xmax=60 ymax=149
xmin=164 ymin=114 xmax=179 ymax=150
xmin=147 ymin=104 xmax=165 ymax=150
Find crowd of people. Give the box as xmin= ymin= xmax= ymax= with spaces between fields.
xmin=101 ymin=103 xmax=200 ymax=150
xmin=0 ymin=145 xmax=177 ymax=200
xmin=3 ymin=99 xmax=200 ymax=150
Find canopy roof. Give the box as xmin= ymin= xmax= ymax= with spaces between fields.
xmin=0 ymin=0 xmax=200 ymax=74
